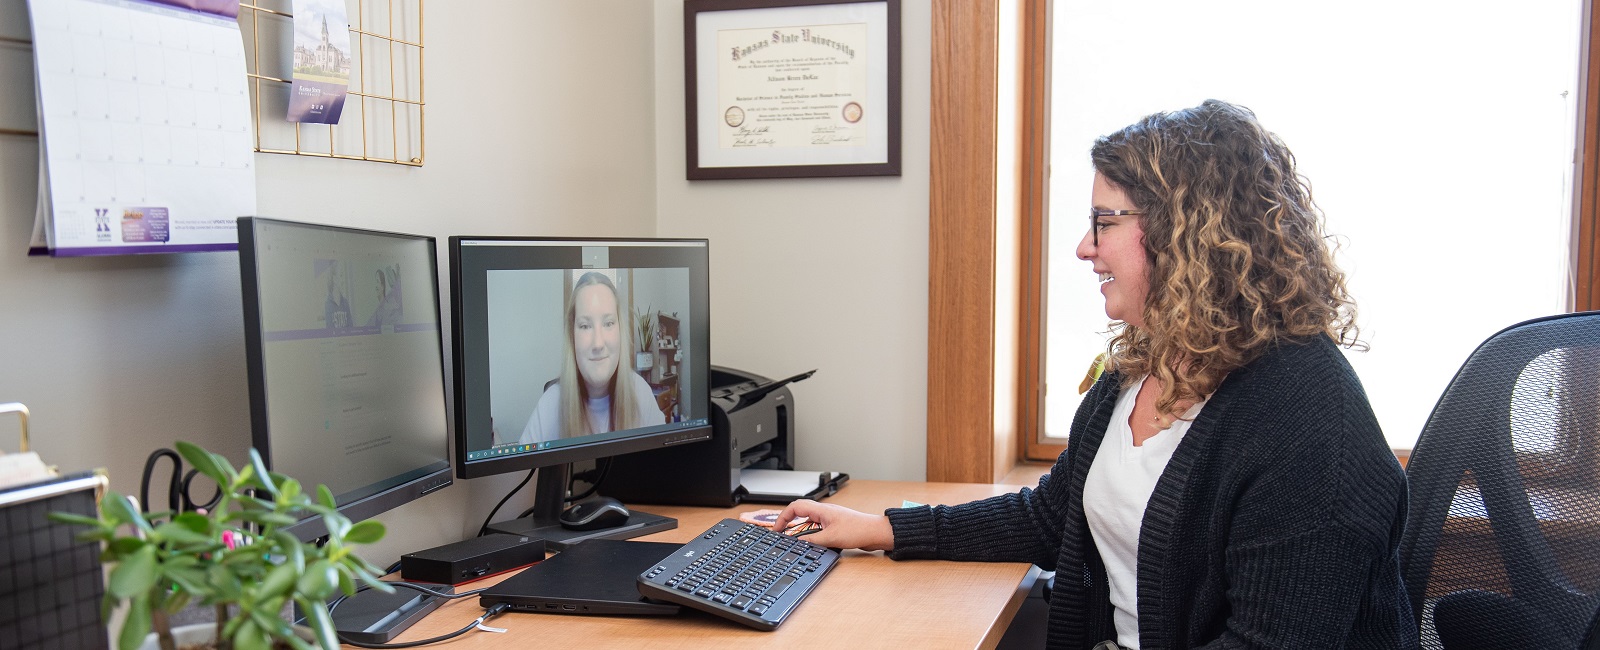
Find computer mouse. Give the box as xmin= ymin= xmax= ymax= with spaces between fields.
xmin=559 ymin=497 xmax=631 ymax=531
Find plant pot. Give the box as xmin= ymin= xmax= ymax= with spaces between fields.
xmin=138 ymin=622 xmax=316 ymax=650
xmin=635 ymin=352 xmax=653 ymax=371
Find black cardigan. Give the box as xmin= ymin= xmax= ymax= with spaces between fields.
xmin=886 ymin=337 xmax=1420 ymax=649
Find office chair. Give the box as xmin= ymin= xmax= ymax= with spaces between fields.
xmin=1399 ymin=312 xmax=1600 ymax=649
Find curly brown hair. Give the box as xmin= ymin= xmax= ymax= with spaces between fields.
xmin=1090 ymin=99 xmax=1360 ymax=416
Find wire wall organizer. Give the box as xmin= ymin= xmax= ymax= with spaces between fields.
xmin=241 ymin=0 xmax=425 ymax=166
xmin=0 ymin=33 xmax=35 ymax=138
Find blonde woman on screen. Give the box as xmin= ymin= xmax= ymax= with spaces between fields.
xmin=519 ymin=272 xmax=662 ymax=444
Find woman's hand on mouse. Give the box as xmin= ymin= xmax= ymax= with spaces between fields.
xmin=771 ymin=500 xmax=894 ymax=551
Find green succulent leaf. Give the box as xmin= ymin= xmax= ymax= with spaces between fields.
xmin=260 ymin=562 xmax=298 ymax=599
xmin=107 ymin=545 xmax=159 ymax=599
xmin=348 ymin=565 xmax=393 ymax=594
xmin=47 ymin=512 xmax=105 ymax=528
xmin=209 ymin=564 xmax=244 ymax=601
xmin=235 ymin=617 xmax=270 ymax=650
xmin=101 ymin=491 xmax=153 ymax=535
xmin=301 ymin=503 xmax=337 ymax=518
xmin=248 ymin=609 xmax=283 ymax=640
xmin=347 ymin=561 xmax=380 ymax=584
xmin=256 ymin=610 xmax=299 ymax=645
xmin=233 ymin=510 xmax=300 ymax=527
xmin=152 ymin=521 xmax=211 ymax=545
xmin=297 ymin=560 xmax=339 ymax=600
xmin=107 ymin=537 xmax=146 ymax=556
xmin=166 ymin=566 xmax=210 ymax=597
xmin=276 ymin=531 xmax=306 ymax=573
xmin=316 ymin=484 xmax=336 ymax=510
xmin=323 ymin=514 xmax=351 ymax=543
xmin=172 ymin=511 xmax=213 ymax=533
xmin=280 ymin=633 xmax=315 ymax=650
xmin=343 ymin=520 xmax=385 ymax=545
xmin=117 ymin=593 xmax=151 ymax=650
xmin=247 ymin=448 xmax=277 ymax=495
xmin=222 ymin=614 xmax=245 ymax=639
xmin=175 ymin=441 xmax=227 ymax=484
xmin=301 ymin=597 xmax=340 ymax=650
xmin=161 ymin=589 xmax=192 ymax=615
xmin=73 ymin=528 xmax=115 ymax=544
xmin=277 ymin=475 xmax=302 ymax=502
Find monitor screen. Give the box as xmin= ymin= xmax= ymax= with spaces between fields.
xmin=450 ymin=237 xmax=713 ymax=482
xmin=238 ymin=217 xmax=453 ymax=542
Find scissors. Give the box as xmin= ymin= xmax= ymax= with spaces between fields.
xmin=139 ymin=447 xmax=222 ymax=520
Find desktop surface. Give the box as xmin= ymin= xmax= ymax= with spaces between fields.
xmin=371 ymin=480 xmax=1039 ymax=649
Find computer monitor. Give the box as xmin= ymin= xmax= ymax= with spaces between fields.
xmin=237 ymin=217 xmax=453 ymax=541
xmin=450 ymin=236 xmax=713 ymax=547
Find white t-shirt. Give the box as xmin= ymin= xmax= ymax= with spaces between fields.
xmin=517 ymin=371 xmax=664 ymax=444
xmin=1083 ymin=375 xmax=1209 ymax=650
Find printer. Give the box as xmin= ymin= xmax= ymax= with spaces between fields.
xmin=605 ymin=366 xmax=812 ymax=507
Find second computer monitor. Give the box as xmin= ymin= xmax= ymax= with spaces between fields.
xmin=238 ymin=217 xmax=454 ymax=543
xmin=450 ymin=237 xmax=712 ymax=543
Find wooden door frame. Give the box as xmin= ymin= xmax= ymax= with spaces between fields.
xmin=927 ymin=0 xmax=1001 ymax=483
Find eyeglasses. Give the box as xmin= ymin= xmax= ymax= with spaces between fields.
xmin=1088 ymin=209 xmax=1144 ymax=246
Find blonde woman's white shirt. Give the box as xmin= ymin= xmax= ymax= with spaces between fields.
xmin=518 ymin=371 xmax=663 ymax=444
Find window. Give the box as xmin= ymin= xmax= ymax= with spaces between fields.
xmin=1038 ymin=0 xmax=1581 ymax=450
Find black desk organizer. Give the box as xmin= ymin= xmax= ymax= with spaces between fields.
xmin=0 ymin=402 xmax=109 ymax=649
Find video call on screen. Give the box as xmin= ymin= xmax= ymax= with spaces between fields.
xmin=455 ymin=241 xmax=711 ymax=461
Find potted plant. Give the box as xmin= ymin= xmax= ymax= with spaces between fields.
xmin=633 ymin=305 xmax=656 ymax=371
xmin=51 ymin=441 xmax=393 ymax=650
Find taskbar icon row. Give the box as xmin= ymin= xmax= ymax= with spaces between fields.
xmin=468 ymin=441 xmax=551 ymax=460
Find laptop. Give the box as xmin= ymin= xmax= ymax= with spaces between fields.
xmin=479 ymin=540 xmax=681 ymax=616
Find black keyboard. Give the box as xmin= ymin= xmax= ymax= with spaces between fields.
xmin=636 ymin=518 xmax=840 ymax=631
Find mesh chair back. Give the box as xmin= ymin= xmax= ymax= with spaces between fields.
xmin=1400 ymin=312 xmax=1600 ymax=649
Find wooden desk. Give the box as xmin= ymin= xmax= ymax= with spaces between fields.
xmin=383 ymin=480 xmax=1039 ymax=649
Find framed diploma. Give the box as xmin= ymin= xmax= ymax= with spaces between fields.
xmin=685 ymin=0 xmax=901 ymax=180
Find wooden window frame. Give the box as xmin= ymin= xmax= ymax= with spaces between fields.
xmin=1579 ymin=0 xmax=1600 ymax=312
xmin=1016 ymin=0 xmax=1058 ymax=463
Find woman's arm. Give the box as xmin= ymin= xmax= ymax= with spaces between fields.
xmin=885 ymin=374 xmax=1119 ymax=567
xmin=771 ymin=500 xmax=894 ymax=551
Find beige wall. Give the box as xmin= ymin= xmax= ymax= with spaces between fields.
xmin=0 ymin=0 xmax=934 ymax=567
xmin=0 ymin=1 xmax=659 ymax=563
xmin=653 ymin=0 xmax=933 ymax=483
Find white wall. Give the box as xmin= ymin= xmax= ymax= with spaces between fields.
xmin=652 ymin=0 xmax=933 ymax=482
xmin=0 ymin=0 xmax=935 ymax=571
xmin=486 ymin=269 xmax=566 ymax=442
xmin=0 ymin=1 xmax=660 ymax=564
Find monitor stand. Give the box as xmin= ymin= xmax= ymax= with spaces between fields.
xmin=484 ymin=464 xmax=676 ymax=550
xmin=321 ymin=586 xmax=451 ymax=644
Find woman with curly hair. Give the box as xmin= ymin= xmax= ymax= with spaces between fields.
xmin=774 ymin=100 xmax=1418 ymax=649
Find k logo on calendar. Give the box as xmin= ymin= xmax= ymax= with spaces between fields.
xmin=94 ymin=208 xmax=111 ymax=242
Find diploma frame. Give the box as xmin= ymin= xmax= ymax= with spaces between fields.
xmin=685 ymin=0 xmax=901 ymax=180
